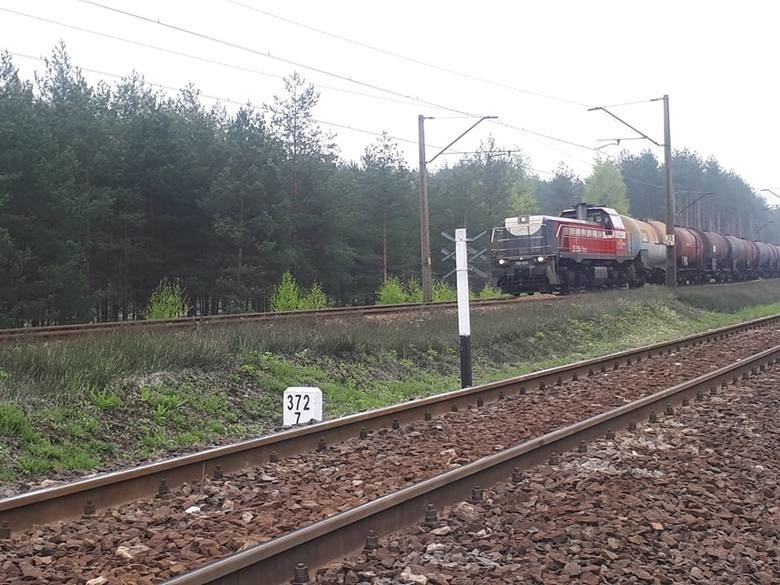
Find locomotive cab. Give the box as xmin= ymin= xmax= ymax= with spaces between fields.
xmin=491 ymin=214 xmax=560 ymax=294
xmin=560 ymin=205 xmax=625 ymax=236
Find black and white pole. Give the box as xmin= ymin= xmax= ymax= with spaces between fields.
xmin=455 ymin=228 xmax=473 ymax=388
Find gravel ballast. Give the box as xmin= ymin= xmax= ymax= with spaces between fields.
xmin=316 ymin=367 xmax=780 ymax=584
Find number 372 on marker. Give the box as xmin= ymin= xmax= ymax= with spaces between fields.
xmin=282 ymin=387 xmax=323 ymax=427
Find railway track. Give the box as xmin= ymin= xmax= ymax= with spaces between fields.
xmin=0 ymin=295 xmax=555 ymax=344
xmin=307 ymin=363 xmax=780 ymax=584
xmin=159 ymin=345 xmax=778 ymax=585
xmin=0 ymin=314 xmax=777 ymax=584
xmin=0 ymin=313 xmax=776 ymax=534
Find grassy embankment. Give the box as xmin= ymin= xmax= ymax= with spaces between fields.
xmin=1 ymin=280 xmax=780 ymax=483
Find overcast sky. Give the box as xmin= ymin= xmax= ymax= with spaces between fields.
xmin=2 ymin=0 xmax=779 ymax=203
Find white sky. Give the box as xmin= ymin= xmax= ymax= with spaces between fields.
xmin=2 ymin=0 xmax=779 ymax=202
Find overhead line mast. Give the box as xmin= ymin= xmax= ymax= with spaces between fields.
xmin=588 ymin=96 xmax=676 ymax=287
xmin=418 ymin=115 xmax=497 ymax=302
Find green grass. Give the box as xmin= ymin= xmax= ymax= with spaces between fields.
xmin=0 ymin=404 xmax=103 ymax=475
xmin=0 ymin=403 xmax=37 ymax=441
xmin=674 ymin=279 xmax=780 ymax=313
xmin=1 ymin=280 xmax=779 ymax=481
xmin=89 ymin=388 xmax=122 ymax=409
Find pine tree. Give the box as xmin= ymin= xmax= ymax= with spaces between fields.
xmin=584 ymin=160 xmax=629 ymax=214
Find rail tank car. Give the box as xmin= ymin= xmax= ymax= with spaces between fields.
xmin=675 ymin=226 xmax=705 ymax=283
xmin=725 ymin=236 xmax=750 ymax=272
xmin=701 ymin=231 xmax=731 ymax=274
xmin=755 ymin=241 xmax=774 ymax=275
xmin=620 ymin=215 xmax=665 ymax=283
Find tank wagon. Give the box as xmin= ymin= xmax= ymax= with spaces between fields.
xmin=491 ymin=202 xmax=780 ymax=295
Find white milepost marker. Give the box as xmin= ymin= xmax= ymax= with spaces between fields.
xmin=455 ymin=228 xmax=473 ymax=388
xmin=283 ymin=387 xmax=323 ymax=426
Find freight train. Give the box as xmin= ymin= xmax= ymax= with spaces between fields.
xmin=491 ymin=202 xmax=780 ymax=295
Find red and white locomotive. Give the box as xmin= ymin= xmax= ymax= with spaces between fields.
xmin=491 ymin=202 xmax=780 ymax=294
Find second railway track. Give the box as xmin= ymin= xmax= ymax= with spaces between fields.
xmin=0 ymin=314 xmax=778 ymax=584
xmin=0 ymin=296 xmax=556 ymax=344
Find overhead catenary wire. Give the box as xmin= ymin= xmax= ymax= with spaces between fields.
xmin=75 ymin=0 xmax=604 ymax=159
xmin=226 ymin=0 xmax=592 ymax=108
xmin=7 ymin=50 xmax=459 ymax=152
xmin=8 ymin=48 xmax=567 ymax=177
xmin=0 ymin=7 xmax=425 ymax=110
xmin=0 ymin=6 xmax=599 ymax=167
xmin=75 ymin=0 xmax=481 ymax=115
xmin=435 ymin=149 xmax=556 ymax=176
xmin=594 ymin=98 xmax=658 ymax=109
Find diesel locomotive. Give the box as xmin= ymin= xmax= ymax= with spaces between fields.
xmin=491 ymin=202 xmax=780 ymax=295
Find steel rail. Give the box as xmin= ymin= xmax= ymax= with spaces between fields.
xmin=0 ymin=313 xmax=777 ymax=533
xmin=0 ymin=296 xmax=557 ymax=343
xmin=163 ymin=344 xmax=780 ymax=585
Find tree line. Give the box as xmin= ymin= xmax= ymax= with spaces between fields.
xmin=1 ymin=46 xmax=777 ymax=326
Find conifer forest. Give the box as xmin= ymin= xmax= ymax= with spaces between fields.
xmin=1 ymin=46 xmax=777 ymax=326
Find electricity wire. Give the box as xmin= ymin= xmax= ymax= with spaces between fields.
xmin=7 ymin=50 xmax=455 ymax=151
xmin=594 ymin=98 xmax=658 ymax=109
xmin=226 ymin=0 xmax=592 ymax=108
xmin=0 ymin=7 xmax=424 ymax=109
xmin=75 ymin=0 xmax=604 ymax=157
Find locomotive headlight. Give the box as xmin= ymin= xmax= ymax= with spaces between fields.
xmin=536 ymin=256 xmax=545 ymax=263
xmin=497 ymin=258 xmax=508 ymax=265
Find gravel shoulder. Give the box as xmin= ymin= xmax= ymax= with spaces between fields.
xmin=317 ymin=365 xmax=780 ymax=584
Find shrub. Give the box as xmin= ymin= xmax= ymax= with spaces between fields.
xmin=376 ymin=277 xmax=406 ymax=305
xmin=404 ymin=277 xmax=423 ymax=303
xmin=478 ymin=284 xmax=507 ymax=300
xmin=271 ymin=271 xmax=302 ymax=311
xmin=300 ymin=282 xmax=329 ymax=310
xmin=378 ymin=277 xmax=462 ymax=304
xmin=431 ymin=280 xmax=457 ymax=302
xmin=271 ymin=273 xmax=329 ymax=311
xmin=145 ymin=279 xmax=190 ymax=320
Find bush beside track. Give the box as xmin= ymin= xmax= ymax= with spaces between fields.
xmin=0 ymin=281 xmax=779 ymax=487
